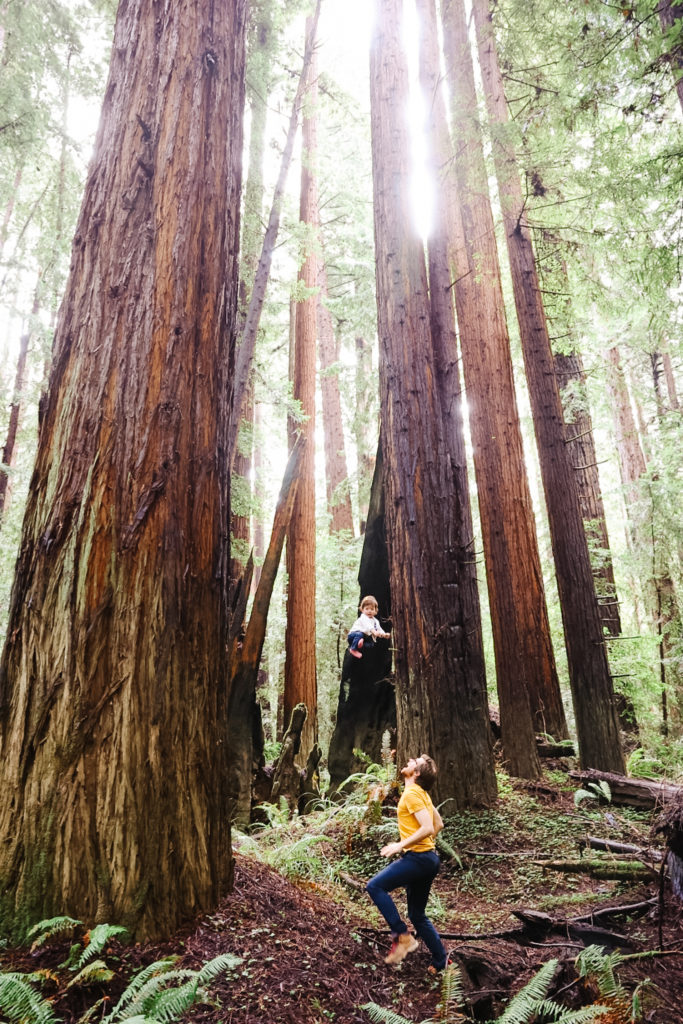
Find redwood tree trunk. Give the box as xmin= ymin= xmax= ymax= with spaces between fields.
xmin=318 ymin=258 xmax=354 ymax=534
xmin=0 ymin=0 xmax=246 ymax=940
xmin=441 ymin=0 xmax=563 ymax=775
xmin=472 ymin=0 xmax=624 ymax=772
xmin=284 ymin=14 xmax=319 ymax=763
xmin=370 ymin=0 xmax=496 ymax=808
xmin=354 ymin=335 xmax=376 ymax=533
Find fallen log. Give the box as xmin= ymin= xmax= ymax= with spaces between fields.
xmin=537 ymin=740 xmax=576 ymax=757
xmin=511 ymin=909 xmax=633 ymax=948
xmin=580 ymin=835 xmax=663 ymax=861
xmin=534 ymin=858 xmax=658 ymax=882
xmin=569 ymin=769 xmax=682 ymax=810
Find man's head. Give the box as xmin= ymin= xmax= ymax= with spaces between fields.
xmin=401 ymin=754 xmax=437 ymax=791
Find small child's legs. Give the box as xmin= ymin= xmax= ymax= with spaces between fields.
xmin=347 ymin=630 xmax=369 ymax=658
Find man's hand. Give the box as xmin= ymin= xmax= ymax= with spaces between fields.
xmin=380 ymin=842 xmax=402 ymax=858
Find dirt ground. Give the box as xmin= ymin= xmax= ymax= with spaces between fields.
xmin=2 ymin=773 xmax=683 ymax=1023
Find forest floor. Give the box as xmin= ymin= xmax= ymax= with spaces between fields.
xmin=2 ymin=762 xmax=683 ymax=1024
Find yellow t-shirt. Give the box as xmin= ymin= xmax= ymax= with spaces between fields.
xmin=397 ymin=784 xmax=436 ymax=852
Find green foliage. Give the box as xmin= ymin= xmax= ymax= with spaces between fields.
xmin=0 ymin=972 xmax=58 ymax=1024
xmin=67 ymin=959 xmax=115 ymax=988
xmin=74 ymin=924 xmax=128 ymax=968
xmin=574 ymin=782 xmax=612 ymax=808
xmin=362 ymin=958 xmax=611 ymax=1024
xmin=27 ymin=917 xmax=81 ymax=952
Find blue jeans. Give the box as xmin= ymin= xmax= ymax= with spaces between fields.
xmin=348 ymin=631 xmax=376 ymax=653
xmin=366 ymin=850 xmax=447 ymax=969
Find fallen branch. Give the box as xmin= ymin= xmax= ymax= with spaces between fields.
xmin=580 ymin=835 xmax=663 ymax=861
xmin=534 ymin=858 xmax=657 ymax=882
xmin=571 ymin=897 xmax=657 ymax=923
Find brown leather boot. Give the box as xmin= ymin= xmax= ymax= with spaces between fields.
xmin=385 ymin=932 xmax=419 ymax=964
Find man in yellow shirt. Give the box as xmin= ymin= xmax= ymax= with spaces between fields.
xmin=365 ymin=754 xmax=448 ymax=970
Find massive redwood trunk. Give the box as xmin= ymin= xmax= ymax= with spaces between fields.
xmin=370 ymin=0 xmax=496 ymax=808
xmin=0 ymin=0 xmax=246 ymax=940
xmin=284 ymin=14 xmax=319 ymax=762
xmin=441 ymin=0 xmax=563 ymax=776
xmin=472 ymin=0 xmax=624 ymax=772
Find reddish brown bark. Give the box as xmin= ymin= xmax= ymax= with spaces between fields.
xmin=472 ymin=0 xmax=623 ymax=772
xmin=353 ymin=336 xmax=376 ymax=533
xmin=441 ymin=0 xmax=561 ymax=776
xmin=318 ymin=258 xmax=354 ymax=534
xmin=0 ymin=0 xmax=246 ymax=939
xmin=284 ymin=15 xmax=319 ymax=763
xmin=370 ymin=0 xmax=496 ymax=807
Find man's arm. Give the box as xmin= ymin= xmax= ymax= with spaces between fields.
xmin=380 ymin=807 xmax=435 ymax=858
xmin=433 ymin=806 xmax=444 ymax=835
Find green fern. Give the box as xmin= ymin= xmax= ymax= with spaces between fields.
xmin=574 ymin=782 xmax=611 ymax=808
xmin=361 ymin=1003 xmax=414 ymax=1024
xmin=27 ymin=916 xmax=82 ymax=952
xmin=102 ymin=954 xmax=240 ymax=1023
xmin=531 ymin=1003 xmax=608 ymax=1024
xmin=0 ymin=972 xmax=58 ymax=1024
xmin=435 ymin=964 xmax=466 ymax=1022
xmin=68 ymin=959 xmax=115 ymax=988
xmin=495 ymin=959 xmax=558 ymax=1023
xmin=575 ymin=945 xmax=627 ymax=1001
xmin=195 ymin=953 xmax=241 ymax=984
xmin=102 ymin=958 xmax=178 ymax=1021
xmin=76 ymin=924 xmax=129 ymax=969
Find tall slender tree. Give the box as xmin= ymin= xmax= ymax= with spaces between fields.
xmin=472 ymin=0 xmax=624 ymax=772
xmin=284 ymin=13 xmax=319 ymax=762
xmin=440 ymin=0 xmax=565 ymax=775
xmin=318 ymin=256 xmax=354 ymax=534
xmin=370 ymin=0 xmax=496 ymax=807
xmin=0 ymin=0 xmax=247 ymax=939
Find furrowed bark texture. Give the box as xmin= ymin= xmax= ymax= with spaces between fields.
xmin=284 ymin=14 xmax=318 ymax=762
xmin=370 ymin=0 xmax=496 ymax=808
xmin=416 ymin=0 xmax=486 ymax=710
xmin=472 ymin=0 xmax=623 ymax=772
xmin=0 ymin=0 xmax=246 ymax=939
xmin=354 ymin=336 xmax=376 ymax=533
xmin=318 ymin=258 xmax=354 ymax=534
xmin=441 ymin=0 xmax=560 ymax=775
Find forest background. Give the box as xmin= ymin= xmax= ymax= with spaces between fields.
xmin=0 ymin=0 xmax=681 ymax=942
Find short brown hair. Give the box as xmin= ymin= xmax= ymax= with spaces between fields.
xmin=416 ymin=754 xmax=437 ymax=792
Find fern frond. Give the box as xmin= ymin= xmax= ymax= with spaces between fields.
xmin=540 ymin=1005 xmax=609 ymax=1024
xmin=146 ymin=978 xmax=200 ymax=1022
xmin=496 ymin=959 xmax=558 ymax=1024
xmin=104 ymin=957 xmax=177 ymax=1020
xmin=77 ymin=924 xmax=128 ymax=968
xmin=195 ymin=953 xmax=242 ymax=984
xmin=437 ymin=964 xmax=466 ymax=1020
xmin=575 ymin=946 xmax=626 ymax=1000
xmin=67 ymin=959 xmax=115 ymax=988
xmin=28 ymin=916 xmax=82 ymax=951
xmin=111 ymin=970 xmax=197 ymax=1019
xmin=0 ymin=973 xmax=58 ymax=1024
xmin=361 ymin=1001 xmax=415 ymax=1024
